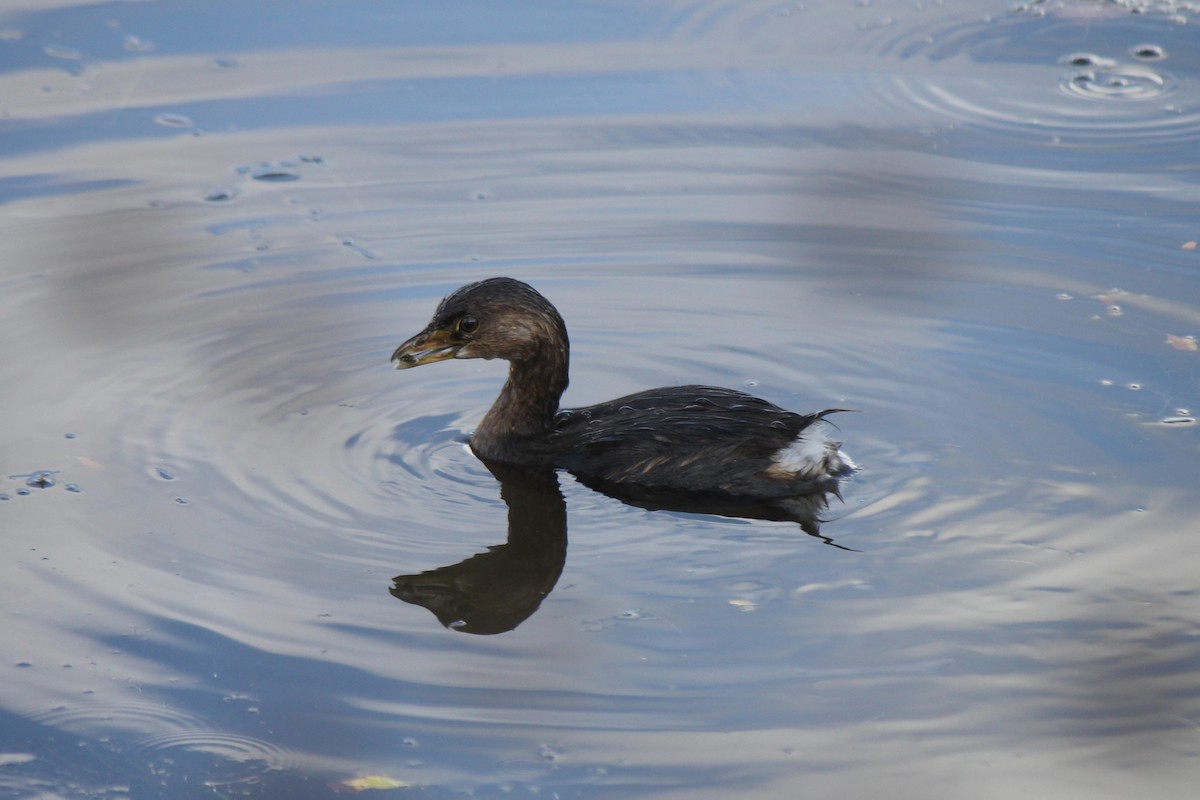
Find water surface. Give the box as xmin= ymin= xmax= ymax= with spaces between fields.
xmin=2 ymin=1 xmax=1199 ymax=798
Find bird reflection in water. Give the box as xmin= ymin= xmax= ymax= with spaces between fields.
xmin=391 ymin=459 xmax=567 ymax=635
xmin=389 ymin=457 xmax=848 ymax=636
xmin=389 ymin=278 xmax=856 ymax=634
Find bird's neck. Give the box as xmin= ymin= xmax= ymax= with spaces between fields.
xmin=472 ymin=346 xmax=569 ymax=461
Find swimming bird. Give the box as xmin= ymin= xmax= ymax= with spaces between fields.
xmin=391 ymin=277 xmax=855 ymax=502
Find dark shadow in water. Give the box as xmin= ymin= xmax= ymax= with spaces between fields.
xmin=390 ymin=459 xmax=568 ymax=635
xmin=391 ymin=457 xmax=844 ymax=635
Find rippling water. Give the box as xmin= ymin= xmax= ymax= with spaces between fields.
xmin=2 ymin=0 xmax=1199 ymax=798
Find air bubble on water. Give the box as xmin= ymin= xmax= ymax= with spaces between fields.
xmin=1099 ymin=379 xmax=1113 ymax=386
xmin=1056 ymin=293 xmax=1072 ymax=300
xmin=153 ymin=113 xmax=193 ymax=129
xmin=1062 ymin=53 xmax=1112 ymax=68
xmin=44 ymin=45 xmax=84 ymax=60
xmin=1127 ymin=383 xmax=1141 ymax=390
xmin=1108 ymin=305 xmax=1122 ymax=315
xmin=65 ymin=484 xmax=81 ymax=493
xmin=122 ymin=34 xmax=154 ymax=52
xmin=203 ymin=188 xmax=237 ymax=203
xmin=0 ymin=494 xmax=10 ymax=501
xmin=340 ymin=238 xmax=377 ymax=259
xmin=1130 ymin=44 xmax=1165 ymax=60
xmin=64 ymin=432 xmax=76 ymax=439
xmin=251 ymin=165 xmax=301 ymax=182
xmin=152 ymin=466 xmax=175 ymax=481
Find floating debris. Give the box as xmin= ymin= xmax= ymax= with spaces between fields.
xmin=8 ymin=470 xmax=58 ymax=489
xmin=334 ymin=775 xmax=409 ymax=792
xmin=1165 ymin=333 xmax=1197 ymax=351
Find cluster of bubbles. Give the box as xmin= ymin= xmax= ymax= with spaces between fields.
xmin=1059 ymin=45 xmax=1175 ymax=102
xmin=1 ymin=472 xmax=81 ymax=501
xmin=1014 ymin=0 xmax=1200 ymax=25
xmin=201 ymin=154 xmax=326 ymax=204
xmin=2 ymin=433 xmax=82 ymax=501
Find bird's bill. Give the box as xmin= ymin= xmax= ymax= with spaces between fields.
xmin=390 ymin=327 xmax=460 ymax=369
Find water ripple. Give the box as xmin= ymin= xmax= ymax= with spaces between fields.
xmin=864 ymin=2 xmax=1200 ymax=149
xmin=1059 ymin=56 xmax=1177 ymax=102
xmin=124 ymin=730 xmax=295 ymax=786
xmin=28 ymin=701 xmax=296 ymax=787
xmin=29 ymin=701 xmax=209 ymax=737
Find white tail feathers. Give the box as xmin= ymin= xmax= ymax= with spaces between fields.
xmin=768 ymin=423 xmax=858 ymax=481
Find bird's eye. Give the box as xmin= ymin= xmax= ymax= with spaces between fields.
xmin=457 ymin=315 xmax=478 ymax=335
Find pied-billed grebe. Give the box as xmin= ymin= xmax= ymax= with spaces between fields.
xmin=391 ymin=278 xmax=856 ymax=499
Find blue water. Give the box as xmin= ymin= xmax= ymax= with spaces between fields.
xmin=2 ymin=1 xmax=1199 ymax=798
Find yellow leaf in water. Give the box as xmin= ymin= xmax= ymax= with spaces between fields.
xmin=1165 ymin=334 xmax=1198 ymax=351
xmin=1182 ymin=241 xmax=1197 ymax=251
xmin=337 ymin=775 xmax=409 ymax=792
